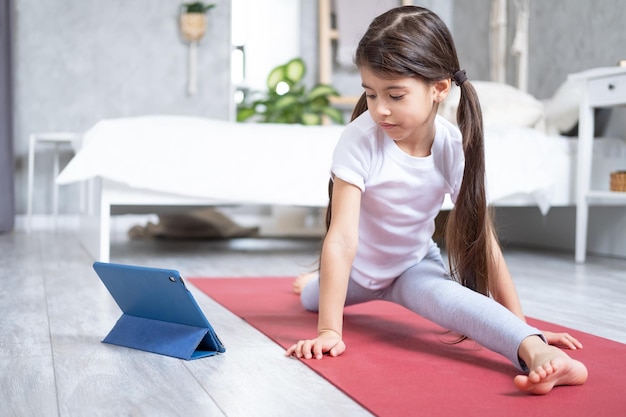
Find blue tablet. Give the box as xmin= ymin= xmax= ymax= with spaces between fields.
xmin=93 ymin=262 xmax=225 ymax=360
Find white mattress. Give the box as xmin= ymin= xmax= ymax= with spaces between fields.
xmin=57 ymin=115 xmax=626 ymax=214
xmin=57 ymin=116 xmax=345 ymax=207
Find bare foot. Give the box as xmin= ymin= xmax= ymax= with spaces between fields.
xmin=292 ymin=272 xmax=317 ymax=295
xmin=515 ymin=336 xmax=588 ymax=395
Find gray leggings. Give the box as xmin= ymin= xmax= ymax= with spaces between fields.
xmin=300 ymin=242 xmax=543 ymax=371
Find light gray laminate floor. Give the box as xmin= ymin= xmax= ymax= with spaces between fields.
xmin=1 ymin=230 xmax=625 ymax=417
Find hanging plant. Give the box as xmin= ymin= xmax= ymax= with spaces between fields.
xmin=180 ymin=2 xmax=216 ymax=42
xmin=237 ymin=58 xmax=344 ymax=126
xmin=182 ymin=2 xmax=216 ymax=14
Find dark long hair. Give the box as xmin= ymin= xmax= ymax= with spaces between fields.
xmin=326 ymin=6 xmax=495 ymax=297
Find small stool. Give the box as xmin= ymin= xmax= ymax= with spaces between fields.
xmin=27 ymin=132 xmax=80 ymax=233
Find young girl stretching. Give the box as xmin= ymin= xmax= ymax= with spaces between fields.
xmin=285 ymin=6 xmax=587 ymax=395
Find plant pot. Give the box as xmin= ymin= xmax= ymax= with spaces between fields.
xmin=180 ymin=13 xmax=206 ymax=42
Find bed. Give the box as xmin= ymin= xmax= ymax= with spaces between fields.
xmin=56 ymin=116 xmax=344 ymax=261
xmin=57 ymin=79 xmax=626 ymax=262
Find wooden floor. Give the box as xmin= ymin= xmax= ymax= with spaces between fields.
xmin=2 ymin=230 xmax=625 ymax=417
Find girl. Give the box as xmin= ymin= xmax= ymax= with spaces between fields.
xmin=285 ymin=6 xmax=587 ymax=395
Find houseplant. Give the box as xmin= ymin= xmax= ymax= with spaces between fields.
xmin=179 ymin=2 xmax=216 ymax=95
xmin=182 ymin=1 xmax=216 ymax=13
xmin=237 ymin=58 xmax=344 ymax=125
xmin=180 ymin=2 xmax=216 ymax=42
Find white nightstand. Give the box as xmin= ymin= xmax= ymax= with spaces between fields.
xmin=568 ymin=67 xmax=626 ymax=263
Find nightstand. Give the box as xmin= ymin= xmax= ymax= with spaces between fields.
xmin=568 ymin=67 xmax=626 ymax=263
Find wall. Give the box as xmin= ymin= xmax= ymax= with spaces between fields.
xmin=455 ymin=0 xmax=626 ymax=98
xmin=13 ymin=0 xmax=232 ymax=216
xmin=1 ymin=0 xmax=15 ymax=232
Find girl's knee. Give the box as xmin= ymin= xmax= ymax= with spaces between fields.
xmin=301 ymin=293 xmax=320 ymax=312
xmin=300 ymin=280 xmax=320 ymax=312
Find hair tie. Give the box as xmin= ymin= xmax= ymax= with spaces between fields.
xmin=452 ymin=69 xmax=467 ymax=86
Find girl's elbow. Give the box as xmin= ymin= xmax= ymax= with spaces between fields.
xmin=323 ymin=235 xmax=358 ymax=259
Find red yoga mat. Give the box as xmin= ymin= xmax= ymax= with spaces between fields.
xmin=189 ymin=277 xmax=626 ymax=417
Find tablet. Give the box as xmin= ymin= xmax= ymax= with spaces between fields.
xmin=93 ymin=261 xmax=225 ymax=359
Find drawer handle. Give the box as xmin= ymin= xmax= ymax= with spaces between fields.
xmin=608 ymin=83 xmax=615 ymax=90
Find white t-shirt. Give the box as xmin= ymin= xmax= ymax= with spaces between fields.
xmin=331 ymin=111 xmax=465 ymax=290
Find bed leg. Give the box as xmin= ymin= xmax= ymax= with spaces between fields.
xmin=79 ymin=178 xmax=111 ymax=262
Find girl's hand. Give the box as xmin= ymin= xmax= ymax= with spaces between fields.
xmin=285 ymin=330 xmax=346 ymax=360
xmin=542 ymin=330 xmax=583 ymax=350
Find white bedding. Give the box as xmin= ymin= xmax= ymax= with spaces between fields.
xmin=58 ymin=115 xmax=626 ymax=216
xmin=57 ymin=115 xmax=345 ymax=207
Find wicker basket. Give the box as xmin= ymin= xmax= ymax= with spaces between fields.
xmin=610 ymin=171 xmax=626 ymax=192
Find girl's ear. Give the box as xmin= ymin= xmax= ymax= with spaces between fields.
xmin=433 ymin=78 xmax=452 ymax=102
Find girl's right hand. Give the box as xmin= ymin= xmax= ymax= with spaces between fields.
xmin=542 ymin=330 xmax=583 ymax=350
xmin=285 ymin=330 xmax=346 ymax=360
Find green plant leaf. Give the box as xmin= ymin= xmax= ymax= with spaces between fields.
xmin=240 ymin=57 xmax=344 ymax=126
xmin=308 ymin=96 xmax=330 ymax=112
xmin=307 ymin=84 xmax=339 ymax=101
xmin=274 ymin=94 xmax=299 ymax=110
xmin=183 ymin=2 xmax=216 ymax=13
xmin=284 ymin=58 xmax=306 ymax=84
xmin=236 ymin=107 xmax=257 ymax=122
xmin=267 ymin=65 xmax=286 ymax=90
xmin=322 ymin=107 xmax=344 ymax=124
xmin=301 ymin=113 xmax=321 ymax=125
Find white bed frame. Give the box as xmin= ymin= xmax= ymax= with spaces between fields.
xmin=81 ymin=177 xmax=566 ymax=263
xmin=82 ymin=179 xmax=331 ymax=262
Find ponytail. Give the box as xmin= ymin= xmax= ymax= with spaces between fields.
xmin=444 ymin=80 xmax=496 ymax=297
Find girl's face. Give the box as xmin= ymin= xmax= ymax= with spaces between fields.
xmin=360 ymin=66 xmax=450 ymax=157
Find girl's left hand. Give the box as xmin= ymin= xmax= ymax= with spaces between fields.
xmin=542 ymin=330 xmax=583 ymax=350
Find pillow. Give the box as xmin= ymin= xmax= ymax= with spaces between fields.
xmin=543 ymin=78 xmax=581 ymax=135
xmin=438 ymin=81 xmax=544 ymax=128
